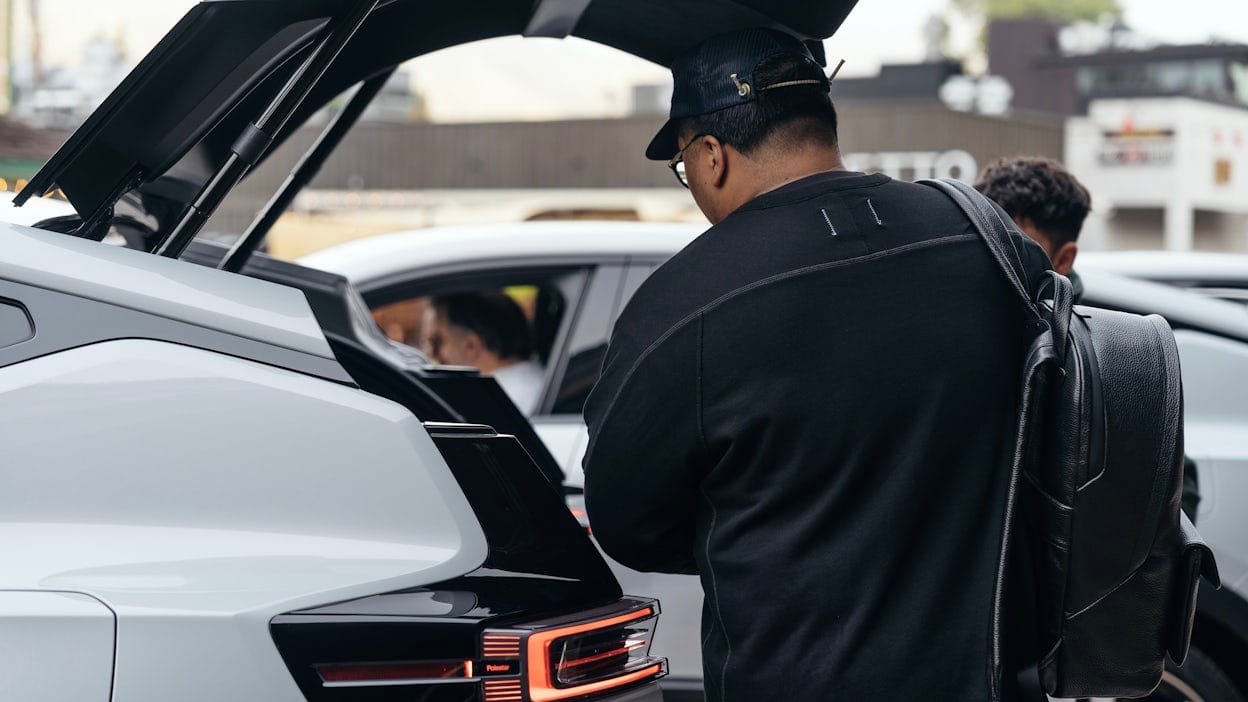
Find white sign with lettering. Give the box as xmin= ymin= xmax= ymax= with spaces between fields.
xmin=843 ymin=150 xmax=978 ymax=182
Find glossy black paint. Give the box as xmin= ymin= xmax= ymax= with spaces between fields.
xmin=425 ymin=427 xmax=617 ymax=590
xmin=422 ymin=377 xmax=566 ymax=484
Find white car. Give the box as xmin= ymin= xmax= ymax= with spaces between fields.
xmin=0 ymin=192 xmax=73 ymax=226
xmin=307 ymin=223 xmax=1248 ymax=702
xmin=1081 ymin=251 xmax=1248 ymax=307
xmin=0 ymin=0 xmax=871 ymax=699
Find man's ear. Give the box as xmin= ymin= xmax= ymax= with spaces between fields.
xmin=1052 ymin=241 xmax=1078 ymax=276
xmin=702 ymin=135 xmax=728 ymax=188
xmin=460 ymin=331 xmax=484 ymax=363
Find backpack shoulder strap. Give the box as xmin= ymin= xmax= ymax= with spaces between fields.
xmin=919 ymin=178 xmax=1041 ymax=321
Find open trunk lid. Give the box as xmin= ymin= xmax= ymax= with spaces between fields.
xmin=17 ymin=0 xmax=858 ymax=240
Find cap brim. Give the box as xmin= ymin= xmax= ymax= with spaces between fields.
xmin=645 ymin=119 xmax=681 ymax=161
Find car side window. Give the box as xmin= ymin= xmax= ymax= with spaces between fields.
xmin=543 ymin=262 xmax=660 ymax=416
xmin=547 ymin=265 xmax=625 ymax=416
xmin=365 ymin=267 xmax=589 ymax=416
xmin=618 ymin=262 xmax=658 ymax=311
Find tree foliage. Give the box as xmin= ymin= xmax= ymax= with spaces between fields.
xmin=952 ymin=0 xmax=1122 ymax=23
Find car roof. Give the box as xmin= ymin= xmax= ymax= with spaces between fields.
xmin=1079 ymin=250 xmax=1248 ymax=285
xmin=1079 ymin=268 xmax=1248 ymax=342
xmin=299 ymin=220 xmax=703 ymax=283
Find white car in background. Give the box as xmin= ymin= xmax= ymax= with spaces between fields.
xmin=306 ymin=222 xmax=1248 ymax=702
xmin=1081 ymin=250 xmax=1248 ymax=308
xmin=0 ymin=192 xmax=73 ymax=226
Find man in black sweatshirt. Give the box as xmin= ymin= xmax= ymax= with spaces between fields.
xmin=583 ymin=28 xmax=1050 ymax=701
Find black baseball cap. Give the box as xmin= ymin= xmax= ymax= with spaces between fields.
xmin=645 ymin=28 xmax=830 ymax=161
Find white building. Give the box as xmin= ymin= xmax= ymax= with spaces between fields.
xmin=1067 ymin=97 xmax=1248 ymax=252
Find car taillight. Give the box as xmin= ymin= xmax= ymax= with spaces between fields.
xmin=526 ymin=607 xmax=663 ymax=700
xmin=298 ymin=598 xmax=665 ymax=701
xmin=485 ymin=598 xmax=666 ymax=702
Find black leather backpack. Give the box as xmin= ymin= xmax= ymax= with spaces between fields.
xmin=923 ymin=179 xmax=1221 ymax=700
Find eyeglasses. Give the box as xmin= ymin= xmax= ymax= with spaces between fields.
xmin=667 ymin=133 xmax=712 ymax=188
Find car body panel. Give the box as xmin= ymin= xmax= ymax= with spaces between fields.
xmin=1171 ymin=329 xmax=1248 ymax=591
xmin=0 ymin=591 xmax=115 ymax=701
xmin=1081 ymin=250 xmax=1248 ymax=286
xmin=534 ymin=417 xmax=590 ymax=475
xmin=2 ymin=223 xmax=333 ymax=359
xmin=0 ymin=339 xmax=490 ymax=701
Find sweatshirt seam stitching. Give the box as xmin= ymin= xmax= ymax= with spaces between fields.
xmin=696 ymin=313 xmax=708 ymax=452
xmin=585 ymin=233 xmax=975 ymax=455
xmin=702 ymin=486 xmax=731 ymax=702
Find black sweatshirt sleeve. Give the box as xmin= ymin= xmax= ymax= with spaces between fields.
xmin=582 ymin=314 xmax=705 ymax=575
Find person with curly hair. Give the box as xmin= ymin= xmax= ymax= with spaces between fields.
xmin=975 ymin=156 xmax=1091 ymax=298
xmin=976 ymin=156 xmax=1200 ymax=522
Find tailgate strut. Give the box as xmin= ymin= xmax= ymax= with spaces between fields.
xmin=219 ymin=67 xmax=396 ymax=273
xmin=152 ymin=0 xmax=381 ymax=259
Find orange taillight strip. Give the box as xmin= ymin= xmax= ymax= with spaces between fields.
xmin=483 ymin=633 xmax=522 ymax=658
xmin=483 ymin=678 xmax=524 ymax=702
xmin=524 ymin=606 xmax=662 ymax=702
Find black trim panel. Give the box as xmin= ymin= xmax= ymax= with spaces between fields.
xmin=425 ymin=427 xmax=616 ymax=587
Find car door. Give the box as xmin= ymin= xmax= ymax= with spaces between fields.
xmin=1172 ymin=329 xmax=1248 ymax=588
xmin=532 ymin=259 xmax=663 ymax=483
xmin=529 ymin=263 xmax=621 ymax=481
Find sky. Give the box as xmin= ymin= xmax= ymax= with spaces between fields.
xmin=14 ymin=0 xmax=1248 ymax=122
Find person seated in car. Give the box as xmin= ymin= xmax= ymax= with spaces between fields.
xmin=976 ymin=156 xmax=1200 ymax=521
xmin=421 ymin=291 xmax=545 ymax=414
